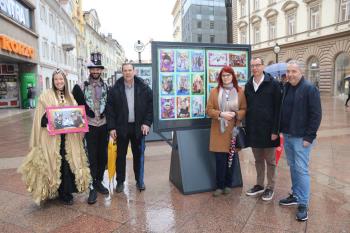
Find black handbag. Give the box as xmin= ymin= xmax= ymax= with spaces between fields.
xmin=229 ymin=153 xmax=243 ymax=188
xmin=235 ymin=126 xmax=247 ymax=149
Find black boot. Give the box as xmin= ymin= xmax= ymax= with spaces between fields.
xmin=87 ymin=188 xmax=97 ymax=205
xmin=94 ymin=181 xmax=109 ymax=195
xmin=115 ymin=183 xmax=124 ymax=193
xmin=59 ymin=193 xmax=73 ymax=205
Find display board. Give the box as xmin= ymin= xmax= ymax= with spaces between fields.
xmin=152 ymin=41 xmax=251 ymax=132
xmin=134 ymin=63 xmax=152 ymax=88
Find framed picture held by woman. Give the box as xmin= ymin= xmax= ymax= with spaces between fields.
xmin=46 ymin=105 xmax=89 ymax=135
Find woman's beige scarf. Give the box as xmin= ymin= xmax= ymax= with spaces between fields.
xmin=218 ymin=85 xmax=239 ymax=133
xmin=18 ymin=89 xmax=91 ymax=205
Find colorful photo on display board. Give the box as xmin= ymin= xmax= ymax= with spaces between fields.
xmin=191 ymin=73 xmax=205 ymax=95
xmin=208 ymin=51 xmax=228 ymax=67
xmin=191 ymin=96 xmax=205 ymax=118
xmin=191 ymin=50 xmax=205 ymax=72
xmin=177 ymin=96 xmax=190 ymax=119
xmin=160 ymin=74 xmax=175 ymax=95
xmin=176 ymin=50 xmax=190 ymax=72
xmin=160 ymin=50 xmax=174 ymax=72
xmin=160 ymin=97 xmax=175 ymax=120
xmin=176 ymin=74 xmax=190 ymax=95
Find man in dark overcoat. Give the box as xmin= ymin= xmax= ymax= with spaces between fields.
xmin=107 ymin=63 xmax=153 ymax=192
xmin=244 ymin=57 xmax=282 ymax=201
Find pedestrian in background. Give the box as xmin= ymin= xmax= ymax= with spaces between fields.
xmin=345 ymin=79 xmax=350 ymax=107
xmin=206 ymin=65 xmax=247 ymax=197
xmin=279 ymin=60 xmax=322 ymax=221
xmin=18 ymin=68 xmax=91 ymax=205
xmin=107 ymin=63 xmax=153 ymax=193
xmin=72 ymin=53 xmax=109 ymax=205
xmin=245 ymin=57 xmax=282 ymax=201
xmin=27 ymin=85 xmax=36 ymax=108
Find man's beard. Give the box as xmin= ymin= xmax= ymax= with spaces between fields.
xmin=90 ymin=73 xmax=101 ymax=79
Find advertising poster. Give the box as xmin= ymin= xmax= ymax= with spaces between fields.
xmin=206 ymin=50 xmax=249 ymax=99
xmin=158 ymin=48 xmax=206 ymax=121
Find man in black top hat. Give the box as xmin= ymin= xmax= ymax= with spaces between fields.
xmin=72 ymin=52 xmax=109 ymax=204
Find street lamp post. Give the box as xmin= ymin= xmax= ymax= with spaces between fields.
xmin=273 ymin=43 xmax=280 ymax=63
xmin=134 ymin=40 xmax=145 ymax=64
xmin=134 ymin=39 xmax=154 ymax=64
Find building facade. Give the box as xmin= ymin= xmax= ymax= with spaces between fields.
xmin=83 ymin=9 xmax=125 ymax=84
xmin=0 ymin=0 xmax=38 ymax=108
xmin=71 ymin=0 xmax=87 ymax=83
xmin=172 ymin=0 xmax=182 ymax=41
xmin=181 ymin=0 xmax=228 ymax=43
xmin=236 ymin=0 xmax=350 ymax=95
xmin=37 ymin=0 xmax=79 ymax=91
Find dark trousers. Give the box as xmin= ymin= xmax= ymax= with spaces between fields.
xmin=58 ymin=135 xmax=77 ymax=200
xmin=346 ymin=94 xmax=350 ymax=106
xmin=215 ymin=152 xmax=233 ymax=189
xmin=116 ymin=123 xmax=143 ymax=184
xmin=85 ymin=124 xmax=108 ymax=185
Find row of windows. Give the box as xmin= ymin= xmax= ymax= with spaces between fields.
xmin=41 ymin=39 xmax=77 ymax=68
xmin=239 ymin=3 xmax=325 ymax=44
xmin=40 ymin=2 xmax=70 ymax=36
xmin=240 ymin=0 xmax=350 ymax=23
xmin=197 ymin=20 xmax=215 ymax=29
xmin=196 ymin=34 xmax=215 ymax=43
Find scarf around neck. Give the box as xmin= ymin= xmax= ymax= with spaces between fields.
xmin=218 ymin=84 xmax=239 ymax=133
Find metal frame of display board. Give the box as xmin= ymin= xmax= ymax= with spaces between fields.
xmin=151 ymin=41 xmax=251 ymax=194
xmin=133 ymin=63 xmax=172 ymax=142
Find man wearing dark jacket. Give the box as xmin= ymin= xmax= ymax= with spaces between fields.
xmin=72 ymin=52 xmax=109 ymax=204
xmin=107 ymin=63 xmax=153 ymax=192
xmin=279 ymin=60 xmax=322 ymax=222
xmin=245 ymin=57 xmax=282 ymax=201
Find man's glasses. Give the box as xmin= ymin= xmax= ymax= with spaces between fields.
xmin=250 ymin=64 xmax=262 ymax=68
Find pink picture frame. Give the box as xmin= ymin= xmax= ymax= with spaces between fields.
xmin=46 ymin=105 xmax=89 ymax=135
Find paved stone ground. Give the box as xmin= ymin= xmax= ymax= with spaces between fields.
xmin=0 ymin=96 xmax=349 ymax=233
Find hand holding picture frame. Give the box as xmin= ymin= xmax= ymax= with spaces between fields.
xmin=46 ymin=105 xmax=89 ymax=135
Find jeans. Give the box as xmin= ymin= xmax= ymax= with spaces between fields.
xmin=29 ymin=98 xmax=35 ymax=108
xmin=283 ymin=133 xmax=313 ymax=206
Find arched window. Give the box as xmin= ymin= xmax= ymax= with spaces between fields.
xmin=306 ymin=56 xmax=320 ymax=89
xmin=334 ymin=52 xmax=350 ymax=96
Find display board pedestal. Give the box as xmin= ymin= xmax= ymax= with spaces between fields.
xmin=169 ymin=129 xmax=216 ymax=194
xmin=146 ymin=125 xmax=172 ymax=142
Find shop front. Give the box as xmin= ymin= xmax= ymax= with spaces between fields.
xmin=0 ymin=35 xmax=37 ymax=108
xmin=0 ymin=0 xmax=38 ymax=108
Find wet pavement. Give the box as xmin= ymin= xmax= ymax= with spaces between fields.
xmin=0 ymin=96 xmax=349 ymax=233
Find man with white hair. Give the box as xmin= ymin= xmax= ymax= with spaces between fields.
xmin=279 ymin=60 xmax=322 ymax=221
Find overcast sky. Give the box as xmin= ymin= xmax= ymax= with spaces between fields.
xmin=83 ymin=0 xmax=174 ymax=61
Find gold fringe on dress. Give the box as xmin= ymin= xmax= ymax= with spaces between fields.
xmin=18 ymin=89 xmax=91 ymax=205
